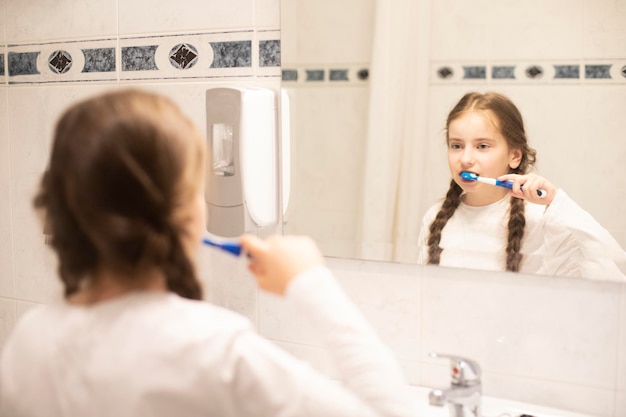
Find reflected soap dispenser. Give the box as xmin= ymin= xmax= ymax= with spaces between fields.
xmin=205 ymin=87 xmax=278 ymax=237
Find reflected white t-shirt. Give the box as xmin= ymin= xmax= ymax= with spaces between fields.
xmin=417 ymin=190 xmax=626 ymax=280
xmin=0 ymin=268 xmax=417 ymax=417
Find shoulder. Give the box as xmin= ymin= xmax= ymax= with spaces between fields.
xmin=153 ymin=294 xmax=253 ymax=338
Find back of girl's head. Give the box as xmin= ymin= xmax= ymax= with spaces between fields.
xmin=445 ymin=91 xmax=536 ymax=173
xmin=34 ymin=89 xmax=205 ymax=299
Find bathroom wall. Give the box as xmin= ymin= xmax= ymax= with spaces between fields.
xmin=258 ymin=259 xmax=626 ymax=417
xmin=0 ymin=0 xmax=280 ymax=344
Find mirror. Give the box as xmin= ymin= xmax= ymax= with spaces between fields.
xmin=281 ymin=0 xmax=626 ymax=280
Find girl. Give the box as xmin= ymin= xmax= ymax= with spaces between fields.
xmin=1 ymin=89 xmax=417 ymax=417
xmin=417 ymin=91 xmax=625 ymax=279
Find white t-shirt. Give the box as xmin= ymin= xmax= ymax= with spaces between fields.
xmin=417 ymin=190 xmax=626 ymax=280
xmin=0 ymin=268 xmax=417 ymax=417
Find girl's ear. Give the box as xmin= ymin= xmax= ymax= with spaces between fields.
xmin=509 ymin=148 xmax=523 ymax=169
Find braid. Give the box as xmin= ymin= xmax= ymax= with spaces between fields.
xmin=163 ymin=226 xmax=203 ymax=301
xmin=505 ymin=197 xmax=526 ymax=272
xmin=427 ymin=180 xmax=463 ymax=264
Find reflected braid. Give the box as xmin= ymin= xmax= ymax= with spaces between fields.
xmin=504 ymin=147 xmax=535 ymax=272
xmin=505 ymin=197 xmax=526 ymax=272
xmin=427 ymin=180 xmax=463 ymax=265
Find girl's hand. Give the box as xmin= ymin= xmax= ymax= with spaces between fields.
xmin=498 ymin=173 xmax=557 ymax=205
xmin=239 ymin=234 xmax=324 ymax=296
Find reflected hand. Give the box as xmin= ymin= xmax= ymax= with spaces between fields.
xmin=240 ymin=234 xmax=325 ymax=296
xmin=499 ymin=173 xmax=557 ymax=205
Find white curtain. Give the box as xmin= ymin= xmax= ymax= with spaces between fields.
xmin=357 ymin=0 xmax=431 ymax=263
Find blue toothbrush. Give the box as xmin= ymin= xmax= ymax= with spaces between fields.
xmin=461 ymin=172 xmax=546 ymax=198
xmin=202 ymin=234 xmax=243 ymax=256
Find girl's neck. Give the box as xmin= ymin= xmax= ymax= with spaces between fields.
xmin=462 ymin=188 xmax=509 ymax=206
xmin=68 ymin=268 xmax=168 ymax=306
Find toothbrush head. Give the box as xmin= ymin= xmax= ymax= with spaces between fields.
xmin=461 ymin=171 xmax=479 ymax=181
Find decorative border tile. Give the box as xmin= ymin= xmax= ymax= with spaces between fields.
xmin=5 ymin=30 xmax=281 ymax=85
xmin=281 ymin=64 xmax=369 ymax=86
xmin=431 ymin=60 xmax=626 ymax=84
xmin=257 ymin=30 xmax=282 ymax=78
xmin=8 ymin=38 xmax=118 ymax=84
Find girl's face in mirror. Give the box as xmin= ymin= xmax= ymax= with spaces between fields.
xmin=447 ymin=110 xmax=521 ymax=206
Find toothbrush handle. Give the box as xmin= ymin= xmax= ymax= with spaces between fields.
xmin=498 ymin=180 xmax=546 ymax=198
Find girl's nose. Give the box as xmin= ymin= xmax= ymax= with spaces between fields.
xmin=460 ymin=148 xmax=475 ymax=165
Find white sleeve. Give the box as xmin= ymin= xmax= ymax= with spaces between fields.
xmin=542 ymin=189 xmax=626 ymax=280
xmin=218 ymin=268 xmax=418 ymax=417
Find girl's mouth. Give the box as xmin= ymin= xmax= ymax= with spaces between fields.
xmin=460 ymin=171 xmax=478 ymax=183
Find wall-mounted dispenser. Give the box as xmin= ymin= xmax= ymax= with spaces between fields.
xmin=205 ymin=87 xmax=277 ymax=237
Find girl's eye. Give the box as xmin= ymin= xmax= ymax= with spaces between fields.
xmin=477 ymin=143 xmax=490 ymax=149
xmin=449 ymin=143 xmax=462 ymax=150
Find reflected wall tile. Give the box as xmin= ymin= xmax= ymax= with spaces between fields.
xmin=617 ymin=389 xmax=626 ymax=417
xmin=576 ymin=86 xmax=626 ymax=237
xmin=8 ymin=85 xmax=111 ymax=303
xmin=430 ymin=0 xmax=491 ymax=61
xmin=487 ymin=0 xmax=583 ymax=60
xmin=118 ymin=0 xmax=254 ymax=35
xmin=293 ymin=88 xmax=367 ymax=213
xmin=5 ymin=0 xmax=117 ymax=43
xmin=0 ymin=88 xmax=14 ymax=299
xmin=421 ymin=267 xmax=620 ymax=389
xmin=583 ymin=0 xmax=626 ymax=59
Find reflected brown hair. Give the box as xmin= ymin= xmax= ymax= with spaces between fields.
xmin=427 ymin=92 xmax=537 ymax=272
xmin=34 ymin=89 xmax=205 ymax=299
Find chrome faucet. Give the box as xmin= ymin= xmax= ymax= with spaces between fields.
xmin=428 ymin=353 xmax=482 ymax=417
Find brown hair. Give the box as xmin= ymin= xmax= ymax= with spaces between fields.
xmin=34 ymin=89 xmax=205 ymax=299
xmin=427 ymin=92 xmax=537 ymax=272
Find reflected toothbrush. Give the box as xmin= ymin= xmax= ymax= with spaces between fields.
xmin=202 ymin=234 xmax=243 ymax=256
xmin=460 ymin=172 xmax=546 ymax=198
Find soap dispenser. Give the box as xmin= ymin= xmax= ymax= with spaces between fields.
xmin=205 ymin=87 xmax=278 ymax=237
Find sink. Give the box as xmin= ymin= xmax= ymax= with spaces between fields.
xmin=406 ymin=385 xmax=596 ymax=417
